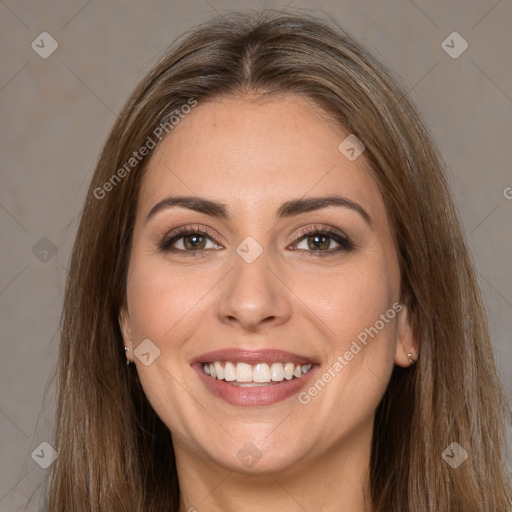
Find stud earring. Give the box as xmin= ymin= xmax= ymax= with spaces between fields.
xmin=125 ymin=346 xmax=133 ymax=366
xmin=407 ymin=352 xmax=416 ymax=366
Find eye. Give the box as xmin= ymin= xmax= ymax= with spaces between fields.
xmin=158 ymin=226 xmax=222 ymax=255
xmin=158 ymin=224 xmax=354 ymax=257
xmin=290 ymin=225 xmax=354 ymax=255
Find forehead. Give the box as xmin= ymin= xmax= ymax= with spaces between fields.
xmin=139 ymin=94 xmax=383 ymax=220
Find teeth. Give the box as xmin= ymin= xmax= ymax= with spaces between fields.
xmin=201 ymin=360 xmax=314 ymax=383
xmin=230 ymin=381 xmax=273 ymax=387
xmin=236 ymin=362 xmax=253 ymax=382
xmin=253 ymin=363 xmax=271 ymax=383
xmin=301 ymin=363 xmax=312 ymax=374
xmin=214 ymin=361 xmax=224 ymax=380
xmin=270 ymin=362 xmax=284 ymax=381
xmin=224 ymin=361 xmax=236 ymax=382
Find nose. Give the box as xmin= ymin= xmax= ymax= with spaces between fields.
xmin=215 ymin=246 xmax=293 ymax=332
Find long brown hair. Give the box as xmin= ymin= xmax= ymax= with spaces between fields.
xmin=49 ymin=10 xmax=511 ymax=511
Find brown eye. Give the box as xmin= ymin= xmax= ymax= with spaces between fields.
xmin=158 ymin=226 xmax=222 ymax=254
xmin=291 ymin=227 xmax=355 ymax=255
xmin=306 ymin=234 xmax=332 ymax=250
xmin=182 ymin=234 xmax=207 ymax=250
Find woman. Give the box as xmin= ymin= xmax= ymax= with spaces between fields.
xmin=49 ymin=10 xmax=511 ymax=512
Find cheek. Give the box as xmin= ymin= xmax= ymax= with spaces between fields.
xmin=294 ymin=253 xmax=399 ymax=347
xmin=124 ymin=257 xmax=212 ymax=435
xmin=126 ymin=256 xmax=216 ymax=341
xmin=290 ymin=248 xmax=400 ymax=416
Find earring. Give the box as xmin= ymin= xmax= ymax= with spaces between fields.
xmin=407 ymin=352 xmax=416 ymax=366
xmin=125 ymin=346 xmax=133 ymax=366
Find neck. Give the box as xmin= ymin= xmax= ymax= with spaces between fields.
xmin=175 ymin=423 xmax=374 ymax=512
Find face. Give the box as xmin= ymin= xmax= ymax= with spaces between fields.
xmin=120 ymin=94 xmax=416 ymax=476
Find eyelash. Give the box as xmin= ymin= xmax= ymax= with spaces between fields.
xmin=158 ymin=224 xmax=355 ymax=257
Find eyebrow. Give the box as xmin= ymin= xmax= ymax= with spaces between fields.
xmin=145 ymin=195 xmax=372 ymax=226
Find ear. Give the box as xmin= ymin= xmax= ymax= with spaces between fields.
xmin=394 ymin=304 xmax=419 ymax=367
xmin=119 ymin=307 xmax=134 ymax=362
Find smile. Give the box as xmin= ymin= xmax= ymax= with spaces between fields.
xmin=192 ymin=348 xmax=319 ymax=406
xmin=202 ymin=361 xmax=313 ymax=385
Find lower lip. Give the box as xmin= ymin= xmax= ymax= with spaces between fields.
xmin=193 ymin=364 xmax=319 ymax=406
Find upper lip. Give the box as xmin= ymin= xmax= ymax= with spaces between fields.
xmin=192 ymin=348 xmax=318 ymax=365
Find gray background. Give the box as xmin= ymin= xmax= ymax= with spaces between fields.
xmin=1 ymin=0 xmax=511 ymax=510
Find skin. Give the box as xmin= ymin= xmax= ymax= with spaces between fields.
xmin=120 ymin=94 xmax=418 ymax=512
